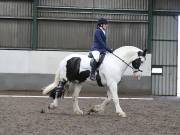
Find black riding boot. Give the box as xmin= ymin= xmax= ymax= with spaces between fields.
xmin=90 ymin=59 xmax=98 ymax=81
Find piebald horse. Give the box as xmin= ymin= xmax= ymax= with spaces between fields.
xmin=42 ymin=46 xmax=147 ymax=117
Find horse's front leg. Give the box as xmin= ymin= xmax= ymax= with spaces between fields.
xmin=109 ymin=82 xmax=127 ymax=117
xmin=90 ymin=89 xmax=112 ymax=113
xmin=72 ymin=83 xmax=83 ymax=115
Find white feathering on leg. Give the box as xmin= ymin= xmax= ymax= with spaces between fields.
xmin=42 ymin=69 xmax=60 ymax=95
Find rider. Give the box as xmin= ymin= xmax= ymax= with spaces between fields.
xmin=90 ymin=18 xmax=113 ymax=81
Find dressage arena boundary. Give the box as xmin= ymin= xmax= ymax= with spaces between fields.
xmin=0 ymin=95 xmax=154 ymax=100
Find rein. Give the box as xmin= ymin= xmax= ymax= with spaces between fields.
xmin=111 ymin=52 xmax=143 ymax=72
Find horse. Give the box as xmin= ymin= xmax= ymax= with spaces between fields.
xmin=42 ymin=46 xmax=147 ymax=117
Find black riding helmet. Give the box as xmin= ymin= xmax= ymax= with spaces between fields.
xmin=97 ymin=18 xmax=108 ymax=27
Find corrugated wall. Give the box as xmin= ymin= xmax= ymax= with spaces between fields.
xmin=0 ymin=20 xmax=31 ymax=48
xmin=0 ymin=0 xmax=148 ymax=50
xmin=0 ymin=0 xmax=32 ymax=48
xmin=154 ymin=0 xmax=180 ymax=10
xmin=152 ymin=0 xmax=180 ymax=96
xmin=39 ymin=0 xmax=148 ymax=9
xmin=0 ymin=0 xmax=32 ymax=17
xmin=38 ymin=20 xmax=93 ymax=49
xmin=37 ymin=0 xmax=148 ymax=50
xmin=152 ymin=16 xmax=178 ymax=95
xmin=37 ymin=13 xmax=148 ymax=49
xmin=109 ymin=22 xmax=147 ymax=49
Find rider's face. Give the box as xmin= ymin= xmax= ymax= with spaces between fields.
xmin=102 ymin=24 xmax=108 ymax=30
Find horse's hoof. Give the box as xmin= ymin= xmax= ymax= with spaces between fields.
xmin=40 ymin=109 xmax=45 ymax=113
xmin=87 ymin=107 xmax=99 ymax=115
xmin=48 ymin=104 xmax=57 ymax=110
xmin=117 ymin=112 xmax=127 ymax=117
xmin=74 ymin=110 xmax=83 ymax=115
xmin=87 ymin=109 xmax=94 ymax=115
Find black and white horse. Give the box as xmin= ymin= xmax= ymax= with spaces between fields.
xmin=43 ymin=46 xmax=147 ymax=117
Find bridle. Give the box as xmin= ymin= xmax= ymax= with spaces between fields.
xmin=111 ymin=52 xmax=143 ymax=73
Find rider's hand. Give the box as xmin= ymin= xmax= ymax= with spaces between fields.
xmin=109 ymin=49 xmax=113 ymax=53
xmin=106 ymin=47 xmax=113 ymax=53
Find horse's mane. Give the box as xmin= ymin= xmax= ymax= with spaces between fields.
xmin=113 ymin=46 xmax=142 ymax=58
xmin=114 ymin=46 xmax=142 ymax=54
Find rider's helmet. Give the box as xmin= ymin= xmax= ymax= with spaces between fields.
xmin=97 ymin=18 xmax=108 ymax=27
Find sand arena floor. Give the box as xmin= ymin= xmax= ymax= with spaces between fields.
xmin=0 ymin=95 xmax=180 ymax=135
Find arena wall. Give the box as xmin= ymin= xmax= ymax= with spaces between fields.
xmin=0 ymin=50 xmax=151 ymax=95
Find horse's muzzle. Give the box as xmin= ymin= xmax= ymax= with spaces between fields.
xmin=133 ymin=71 xmax=141 ymax=80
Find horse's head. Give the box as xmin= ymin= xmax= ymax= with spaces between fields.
xmin=131 ymin=49 xmax=147 ymax=79
xmin=112 ymin=46 xmax=147 ymax=79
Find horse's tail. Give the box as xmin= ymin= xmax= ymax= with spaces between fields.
xmin=42 ymin=69 xmax=60 ymax=95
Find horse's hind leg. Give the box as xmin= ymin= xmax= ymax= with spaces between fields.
xmin=72 ymin=83 xmax=83 ymax=115
xmin=109 ymin=82 xmax=127 ymax=117
xmin=48 ymin=81 xmax=67 ymax=109
xmin=49 ymin=91 xmax=59 ymax=109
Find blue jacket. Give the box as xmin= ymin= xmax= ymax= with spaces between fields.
xmin=91 ymin=28 xmax=111 ymax=54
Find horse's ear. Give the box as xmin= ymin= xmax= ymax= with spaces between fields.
xmin=143 ymin=49 xmax=147 ymax=56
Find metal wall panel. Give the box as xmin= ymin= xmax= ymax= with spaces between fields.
xmin=38 ymin=9 xmax=148 ymax=49
xmin=154 ymin=0 xmax=180 ymax=10
xmin=152 ymin=41 xmax=177 ymax=65
xmin=39 ymin=0 xmax=93 ymax=7
xmin=0 ymin=0 xmax=32 ymax=48
xmin=0 ymin=0 xmax=148 ymax=49
xmin=153 ymin=16 xmax=178 ymax=40
xmin=152 ymin=67 xmax=177 ymax=96
xmin=152 ymin=16 xmax=178 ymax=95
xmin=0 ymin=19 xmax=31 ymax=48
xmin=37 ymin=0 xmax=148 ymax=50
xmin=38 ymin=11 xmax=93 ymax=20
xmin=94 ymin=0 xmax=148 ymax=9
xmin=37 ymin=20 xmax=147 ymax=50
xmin=38 ymin=11 xmax=148 ymax=21
xmin=38 ymin=20 xmax=93 ymax=49
xmin=38 ymin=0 xmax=148 ymax=50
xmin=39 ymin=0 xmax=148 ymax=10
xmin=0 ymin=0 xmax=32 ymax=17
xmin=109 ymin=22 xmax=147 ymax=49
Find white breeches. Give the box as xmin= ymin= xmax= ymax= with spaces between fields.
xmin=91 ymin=51 xmax=100 ymax=62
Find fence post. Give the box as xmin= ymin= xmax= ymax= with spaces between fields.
xmin=147 ymin=0 xmax=154 ymax=52
xmin=32 ymin=0 xmax=38 ymax=49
